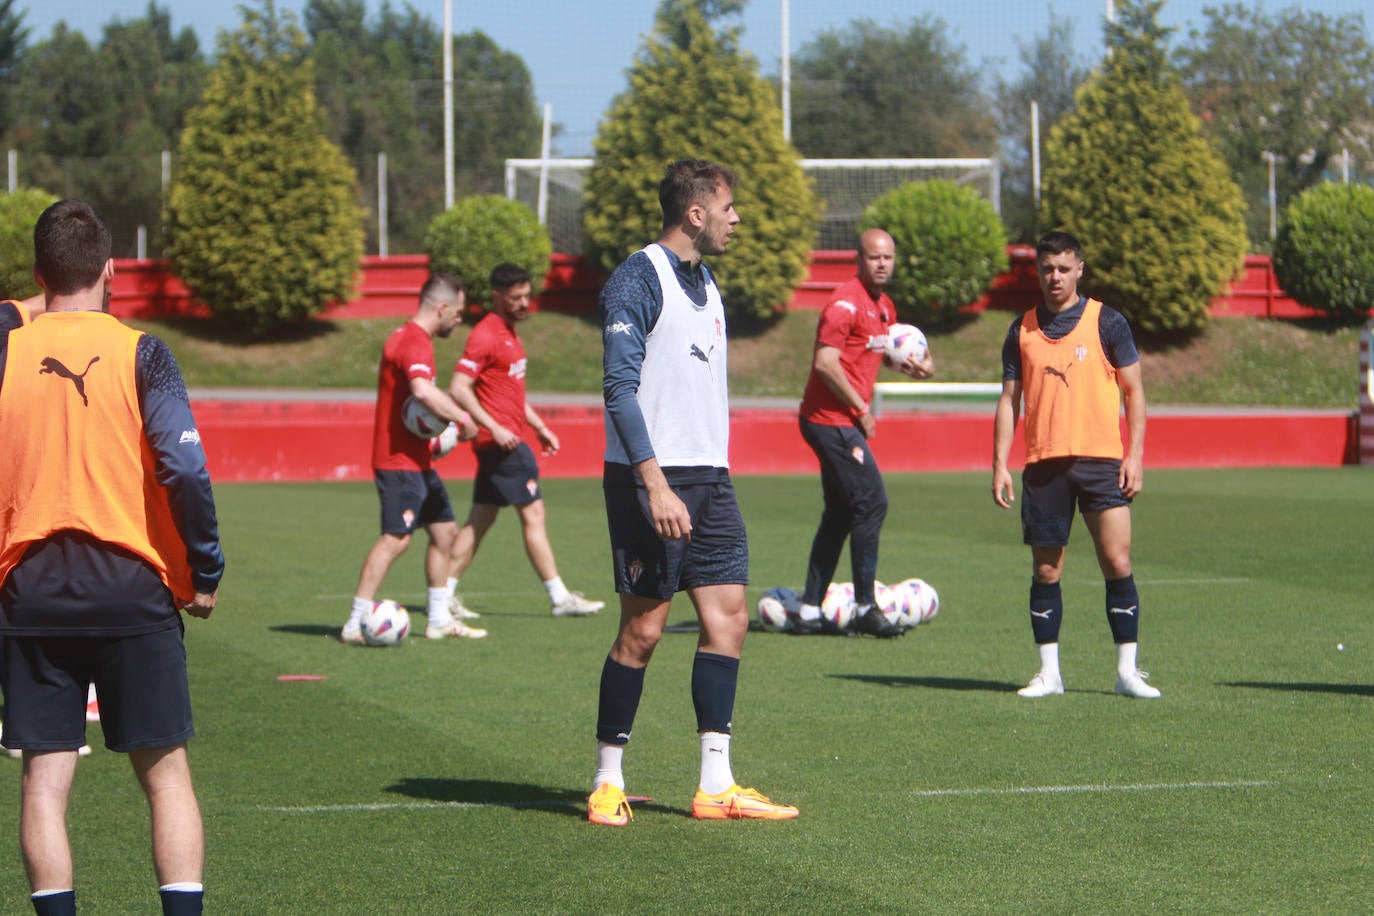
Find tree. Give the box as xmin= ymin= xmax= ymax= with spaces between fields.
xmin=583 ymin=0 xmax=819 ymax=324
xmin=1176 ymin=4 xmax=1374 ymax=249
xmin=1042 ymin=0 xmax=1247 ymax=333
xmin=994 ymin=14 xmax=1091 ymax=242
xmin=0 ymin=0 xmax=28 ymax=133
xmin=166 ymin=0 xmax=362 ymax=334
xmin=5 ymin=5 xmax=205 ymax=257
xmin=305 ymin=0 xmax=542 ymax=254
xmin=789 ymin=16 xmax=998 ymax=159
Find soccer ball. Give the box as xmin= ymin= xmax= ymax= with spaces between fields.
xmin=877 ymin=580 xmax=918 ymax=629
xmin=360 ymin=599 xmax=411 ymax=646
xmin=900 ymin=578 xmax=940 ymax=624
xmin=884 ymin=323 xmax=928 ymax=369
xmin=821 ymin=581 xmax=857 ymax=631
xmin=756 ymin=586 xmax=802 ymax=632
xmin=401 ymin=396 xmax=446 ymax=438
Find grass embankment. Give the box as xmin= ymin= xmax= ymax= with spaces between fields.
xmin=134 ymin=309 xmax=1365 ymax=408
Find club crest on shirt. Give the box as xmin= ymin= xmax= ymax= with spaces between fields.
xmin=851 ymin=446 xmax=865 ymax=464
xmin=1075 ymin=344 xmax=1088 ymax=362
xmin=715 ymin=317 xmax=724 ymax=343
xmin=626 ymin=560 xmax=644 ymax=586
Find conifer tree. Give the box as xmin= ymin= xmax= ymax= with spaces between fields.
xmin=583 ymin=0 xmax=819 ymax=324
xmin=166 ymin=0 xmax=362 ymax=334
xmin=1042 ymin=0 xmax=1247 ymax=332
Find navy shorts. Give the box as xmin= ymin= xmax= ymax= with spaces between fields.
xmin=1021 ymin=457 xmax=1131 ymax=547
xmin=603 ymin=463 xmax=749 ymax=600
xmin=2 ymin=623 xmax=194 ymax=753
xmin=375 ymin=468 xmax=455 ymax=536
xmin=472 ymin=442 xmax=542 ymax=507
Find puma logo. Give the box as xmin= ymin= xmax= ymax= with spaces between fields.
xmin=1044 ymin=365 xmax=1070 ymax=387
xmin=690 ymin=343 xmax=711 ymax=364
xmin=1030 ymin=609 xmax=1054 ymax=619
xmin=40 ymin=356 xmax=100 ymax=406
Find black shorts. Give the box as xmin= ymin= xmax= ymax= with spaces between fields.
xmin=1 ymin=623 xmax=194 ymax=753
xmin=473 ymin=442 xmax=542 ymax=507
xmin=1021 ymin=457 xmax=1131 ymax=547
xmin=375 ymin=468 xmax=455 ymax=536
xmin=603 ymin=463 xmax=749 ymax=600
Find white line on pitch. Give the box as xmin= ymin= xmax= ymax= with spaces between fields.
xmin=1139 ymin=578 xmax=1252 ymax=586
xmin=909 ymin=780 xmax=1273 ymax=798
xmin=260 ymin=800 xmax=573 ymax=813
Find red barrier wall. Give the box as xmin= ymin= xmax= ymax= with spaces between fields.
xmin=194 ymin=399 xmax=1357 ymax=483
xmin=110 ymin=250 xmax=1322 ymax=322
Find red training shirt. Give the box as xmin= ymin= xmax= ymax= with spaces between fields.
xmin=454 ymin=311 xmax=527 ymax=451
xmin=372 ymin=320 xmax=437 ymax=471
xmin=799 ymin=275 xmax=894 ymax=427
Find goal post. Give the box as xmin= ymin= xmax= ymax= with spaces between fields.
xmin=505 ymin=156 xmax=1001 ymax=255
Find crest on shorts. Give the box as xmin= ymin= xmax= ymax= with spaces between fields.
xmin=851 ymin=446 xmax=865 ymax=464
xmin=526 ymin=478 xmax=538 ymax=497
xmin=402 ymin=509 xmax=416 ymax=529
xmin=1075 ymin=344 xmax=1088 ymax=362
xmin=626 ymin=560 xmax=644 ymax=586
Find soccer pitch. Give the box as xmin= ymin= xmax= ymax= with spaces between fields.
xmin=2 ymin=468 xmax=1370 ymax=913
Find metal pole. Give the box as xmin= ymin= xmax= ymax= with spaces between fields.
xmin=781 ymin=0 xmax=791 ymax=144
xmin=1342 ymin=148 xmax=1350 ymax=184
xmin=537 ymin=103 xmax=552 ymax=225
xmin=7 ymin=149 xmax=15 ymax=193
xmin=443 ymin=0 xmax=455 ymax=210
xmin=378 ymin=152 xmax=389 ymax=257
xmin=1030 ymin=100 xmax=1041 ymax=223
xmin=1262 ymin=151 xmax=1277 ymax=241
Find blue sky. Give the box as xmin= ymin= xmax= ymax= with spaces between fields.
xmin=19 ymin=1 xmax=1374 ymax=155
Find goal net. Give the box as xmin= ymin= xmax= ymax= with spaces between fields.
xmin=505 ymin=157 xmax=1000 ymax=255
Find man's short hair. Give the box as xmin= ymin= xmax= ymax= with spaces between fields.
xmin=419 ymin=272 xmax=466 ymax=310
xmin=659 ymin=158 xmax=738 ymax=230
xmin=1036 ymin=230 xmax=1084 ymax=261
xmin=490 ymin=262 xmax=531 ymax=292
xmin=34 ymin=199 xmax=112 ymax=296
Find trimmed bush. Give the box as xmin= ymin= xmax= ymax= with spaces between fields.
xmin=0 ymin=189 xmax=58 ymax=299
xmin=424 ymin=195 xmax=552 ymax=308
xmin=165 ymin=3 xmax=363 ymax=336
xmin=1272 ymin=183 xmax=1374 ymax=321
xmin=582 ymin=1 xmax=819 ymax=325
xmin=860 ymin=180 xmax=1008 ymax=329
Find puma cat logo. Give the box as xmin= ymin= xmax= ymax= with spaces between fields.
xmin=40 ymin=356 xmax=100 ymax=406
xmin=1044 ymin=365 xmax=1071 ymax=387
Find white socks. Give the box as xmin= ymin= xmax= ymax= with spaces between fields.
xmin=347 ymin=596 xmax=371 ymax=630
xmin=593 ymin=742 xmax=625 ymax=791
xmin=1037 ymin=642 xmax=1061 ymax=680
xmin=798 ymin=603 xmax=821 ymax=622
xmin=1117 ymin=641 xmax=1140 ymax=678
xmin=544 ymin=576 xmax=571 ymax=606
xmin=427 ymin=587 xmax=452 ymax=626
xmin=698 ymin=732 xmax=734 ymax=795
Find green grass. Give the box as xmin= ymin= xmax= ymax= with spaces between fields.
xmin=133 ymin=310 xmax=1365 ymax=407
xmin=4 ymin=469 xmax=1370 ymax=913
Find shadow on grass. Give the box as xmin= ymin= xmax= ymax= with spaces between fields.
xmin=1221 ymin=681 xmax=1374 ymax=697
xmin=382 ymin=778 xmax=684 ymax=818
xmin=830 ymin=673 xmax=1015 ymax=692
xmin=271 ymin=624 xmax=342 ymax=638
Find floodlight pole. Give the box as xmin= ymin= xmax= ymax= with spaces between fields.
xmin=781 ymin=0 xmax=791 ymax=143
xmin=443 ymin=0 xmax=455 ymax=210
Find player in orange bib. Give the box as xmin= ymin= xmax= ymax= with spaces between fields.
xmin=991 ymin=231 xmax=1160 ymax=700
